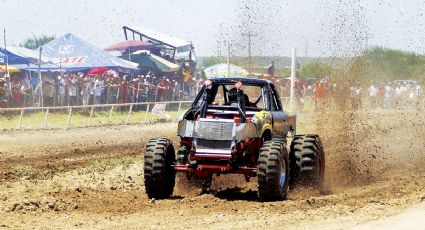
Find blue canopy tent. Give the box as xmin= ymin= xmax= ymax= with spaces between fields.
xmin=0 ymin=47 xmax=63 ymax=74
xmin=41 ymin=33 xmax=138 ymax=73
xmin=0 ymin=47 xmax=30 ymax=65
xmin=5 ymin=46 xmax=52 ymax=64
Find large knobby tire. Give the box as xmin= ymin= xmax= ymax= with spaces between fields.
xmin=144 ymin=137 xmax=176 ymax=199
xmin=289 ymin=134 xmax=325 ymax=189
xmin=257 ymin=140 xmax=289 ymax=201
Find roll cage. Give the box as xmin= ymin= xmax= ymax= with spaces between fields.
xmin=188 ymin=78 xmax=284 ymax=123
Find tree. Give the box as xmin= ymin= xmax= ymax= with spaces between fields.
xmin=200 ymin=56 xmax=221 ymax=69
xmin=300 ymin=61 xmax=332 ymax=79
xmin=20 ymin=35 xmax=55 ymax=50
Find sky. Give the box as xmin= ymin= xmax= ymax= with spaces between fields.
xmin=1 ymin=0 xmax=425 ymax=57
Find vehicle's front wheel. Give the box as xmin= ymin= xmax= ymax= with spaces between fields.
xmin=257 ymin=140 xmax=289 ymax=201
xmin=144 ymin=137 xmax=176 ymax=199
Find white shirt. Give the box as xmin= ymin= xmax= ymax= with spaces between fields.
xmin=95 ymin=80 xmax=104 ymax=97
xmin=384 ymin=85 xmax=392 ymax=98
xmin=69 ymin=84 xmax=77 ymax=96
xmin=88 ymin=81 xmax=95 ymax=95
xmin=395 ymin=87 xmax=401 ymax=96
xmin=369 ymin=85 xmax=377 ymax=97
xmin=416 ymin=85 xmax=422 ymax=95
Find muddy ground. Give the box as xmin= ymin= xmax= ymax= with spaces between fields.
xmin=0 ymin=108 xmax=425 ymax=229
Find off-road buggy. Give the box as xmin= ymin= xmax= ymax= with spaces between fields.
xmin=144 ymin=78 xmax=325 ymax=201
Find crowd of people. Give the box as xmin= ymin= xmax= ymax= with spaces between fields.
xmin=1 ymin=69 xmax=423 ymax=112
xmin=352 ymin=81 xmax=422 ymax=109
xmin=0 ymin=71 xmax=203 ymax=109
xmin=275 ymin=77 xmax=423 ymax=111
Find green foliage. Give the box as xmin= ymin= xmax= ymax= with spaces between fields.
xmin=275 ymin=67 xmax=291 ymax=78
xmin=362 ymin=47 xmax=425 ymax=83
xmin=300 ymin=61 xmax=332 ymax=79
xmin=298 ymin=47 xmax=425 ymax=84
xmin=200 ymin=56 xmax=221 ymax=68
xmin=20 ymin=35 xmax=55 ymax=50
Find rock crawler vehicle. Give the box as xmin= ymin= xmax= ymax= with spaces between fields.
xmin=144 ymin=78 xmax=325 ymax=201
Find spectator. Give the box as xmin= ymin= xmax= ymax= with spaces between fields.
xmin=368 ymin=83 xmax=378 ymax=107
xmin=377 ymin=82 xmax=385 ymax=107
xmin=313 ymin=81 xmax=325 ymax=109
xmin=94 ymin=77 xmax=103 ymax=105
xmin=58 ymin=76 xmax=67 ymax=106
xmin=384 ymin=83 xmax=393 ymax=109
xmin=88 ymin=77 xmax=95 ymax=105
xmin=68 ymin=76 xmax=77 ymax=106
xmin=267 ymin=61 xmax=275 ymax=76
xmin=157 ymin=77 xmax=168 ymax=102
xmin=43 ymin=80 xmax=55 ymax=107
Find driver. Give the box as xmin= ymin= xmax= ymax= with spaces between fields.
xmin=227 ymin=87 xmax=238 ymax=105
xmin=227 ymin=87 xmax=256 ymax=107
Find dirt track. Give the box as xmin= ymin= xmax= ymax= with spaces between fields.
xmin=1 ymin=109 xmax=425 ymax=229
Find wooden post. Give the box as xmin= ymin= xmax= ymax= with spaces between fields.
xmin=176 ymin=102 xmax=182 ymax=121
xmin=89 ymin=106 xmax=94 ymax=126
xmin=18 ymin=108 xmax=24 ymax=129
xmin=144 ymin=104 xmax=150 ymax=122
xmin=127 ymin=105 xmax=133 ymax=122
xmin=160 ymin=103 xmax=165 ymax=119
xmin=108 ymin=106 xmax=114 ymax=123
xmin=67 ymin=107 xmax=73 ymax=127
xmin=44 ymin=108 xmax=49 ymax=129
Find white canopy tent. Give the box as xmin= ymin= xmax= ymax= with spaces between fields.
xmin=122 ymin=26 xmax=196 ymax=64
xmin=123 ymin=26 xmax=193 ymax=52
xmin=203 ymin=64 xmax=248 ymax=79
xmin=6 ymin=46 xmax=52 ymax=64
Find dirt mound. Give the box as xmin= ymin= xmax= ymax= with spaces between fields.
xmin=7 ymin=198 xmax=76 ymax=213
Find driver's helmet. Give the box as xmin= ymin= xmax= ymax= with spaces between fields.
xmin=228 ymin=88 xmax=238 ymax=103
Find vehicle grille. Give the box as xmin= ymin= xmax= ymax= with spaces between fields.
xmin=196 ymin=139 xmax=232 ymax=150
xmin=194 ymin=121 xmax=234 ymax=140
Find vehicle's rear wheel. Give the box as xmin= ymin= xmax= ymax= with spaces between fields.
xmin=144 ymin=137 xmax=176 ymax=199
xmin=289 ymin=135 xmax=325 ymax=189
xmin=257 ymin=140 xmax=289 ymax=201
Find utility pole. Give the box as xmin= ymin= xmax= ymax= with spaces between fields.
xmin=3 ymin=28 xmax=9 ymax=77
xmin=3 ymin=28 xmax=6 ymax=49
xmin=38 ymin=46 xmax=44 ymax=107
xmin=241 ymin=31 xmax=257 ymax=73
xmin=290 ymin=47 xmax=297 ymax=113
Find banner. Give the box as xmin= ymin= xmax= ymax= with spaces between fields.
xmin=151 ymin=103 xmax=166 ymax=115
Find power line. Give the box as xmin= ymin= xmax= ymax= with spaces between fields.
xmin=241 ymin=31 xmax=257 ymax=73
